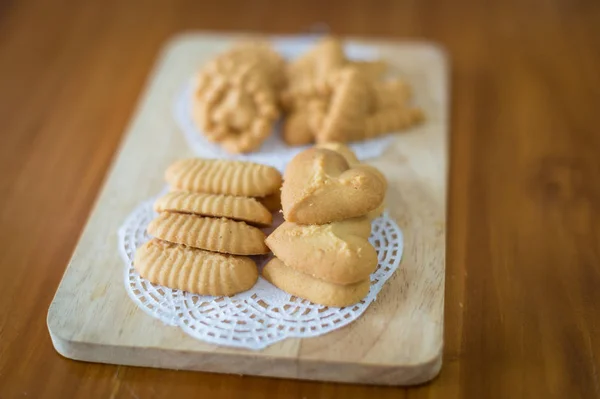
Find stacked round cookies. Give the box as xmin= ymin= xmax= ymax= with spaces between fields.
xmin=191 ymin=37 xmax=424 ymax=154
xmin=263 ymin=144 xmax=387 ymax=307
xmin=134 ymin=158 xmax=282 ymax=296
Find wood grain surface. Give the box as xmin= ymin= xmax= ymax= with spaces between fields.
xmin=1 ymin=0 xmax=599 ymax=398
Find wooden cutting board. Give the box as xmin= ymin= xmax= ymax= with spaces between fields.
xmin=47 ymin=33 xmax=448 ymax=386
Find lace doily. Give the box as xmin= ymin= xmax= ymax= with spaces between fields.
xmin=172 ymin=38 xmax=395 ymax=171
xmin=118 ymin=196 xmax=404 ymax=350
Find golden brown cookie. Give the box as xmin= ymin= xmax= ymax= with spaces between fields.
xmin=193 ymin=85 xmax=277 ymax=154
xmin=313 ymin=144 xmax=386 ymax=216
xmin=266 ymin=218 xmax=376 ymax=285
xmin=154 ymin=191 xmax=272 ymax=227
xmin=256 ymin=190 xmax=281 ymax=213
xmin=366 ymin=200 xmax=386 ymax=221
xmin=315 ymin=67 xmax=372 ymax=143
xmin=371 ymin=79 xmax=412 ymax=111
xmin=148 ymin=212 xmax=269 ymax=255
xmin=348 ymin=60 xmax=388 ymax=80
xmin=354 ymin=164 xmax=388 ymax=191
xmin=315 ymin=142 xmax=359 ymax=164
xmin=314 ymin=142 xmax=387 ymax=190
xmin=364 ymin=107 xmax=424 ymax=138
xmin=192 ymin=42 xmax=284 ymax=153
xmin=262 ymin=257 xmax=370 ymax=307
xmin=281 ymin=148 xmax=386 ymax=224
xmin=287 ymin=37 xmax=346 ymax=82
xmin=227 ymin=41 xmax=286 ymax=87
xmin=282 ymin=109 xmax=315 ymax=146
xmin=134 ymin=239 xmax=258 ymax=296
xmin=165 ymin=158 xmax=282 ymax=197
xmin=280 ymin=77 xmax=331 ymax=109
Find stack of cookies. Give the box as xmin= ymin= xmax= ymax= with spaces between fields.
xmin=134 ymin=158 xmax=282 ymax=296
xmin=280 ymin=36 xmax=424 ymax=146
xmin=263 ymin=144 xmax=387 ymax=307
xmin=190 ymin=37 xmax=424 ymax=153
xmin=192 ymin=42 xmax=285 ymax=153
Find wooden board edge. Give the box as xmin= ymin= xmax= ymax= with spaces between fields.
xmin=47 ymin=324 xmax=443 ymax=386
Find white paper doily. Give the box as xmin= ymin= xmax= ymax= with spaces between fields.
xmin=173 ymin=38 xmax=396 ymax=171
xmin=118 ymin=196 xmax=404 ymax=350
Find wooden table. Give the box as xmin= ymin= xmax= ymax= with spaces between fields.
xmin=1 ymin=0 xmax=599 ymax=397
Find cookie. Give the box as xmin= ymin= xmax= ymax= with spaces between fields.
xmin=287 ymin=36 xmax=346 ymax=82
xmin=256 ymin=190 xmax=281 ymax=213
xmin=134 ymin=239 xmax=258 ymax=296
xmin=148 ymin=212 xmax=269 ymax=255
xmin=366 ymin=200 xmax=386 ymax=221
xmin=265 ymin=217 xmax=376 ymax=285
xmin=364 ymin=107 xmax=424 ymax=138
xmin=280 ymin=77 xmax=331 ymax=108
xmin=192 ymin=42 xmax=284 ymax=153
xmin=281 ymin=148 xmax=386 ymax=224
xmin=316 ymin=67 xmax=372 ymax=143
xmin=154 ymin=191 xmax=272 ymax=227
xmin=313 ymin=144 xmax=386 ymax=216
xmin=282 ymin=109 xmax=315 ymax=146
xmin=227 ymin=41 xmax=286 ymax=87
xmin=354 ymin=164 xmax=388 ymax=191
xmin=348 ymin=60 xmax=388 ymax=80
xmin=372 ymin=79 xmax=412 ymax=111
xmin=165 ymin=158 xmax=282 ymax=197
xmin=262 ymin=257 xmax=370 ymax=307
xmin=193 ymin=84 xmax=277 ymax=154
xmin=315 ymin=142 xmax=359 ymax=165
xmin=314 ymin=143 xmax=387 ymax=189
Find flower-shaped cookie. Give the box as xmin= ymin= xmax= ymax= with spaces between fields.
xmin=191 ymin=43 xmax=284 ymax=153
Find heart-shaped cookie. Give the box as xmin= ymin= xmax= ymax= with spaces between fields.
xmin=265 ymin=217 xmax=377 ymax=285
xmin=281 ymin=148 xmax=386 ymax=224
xmin=262 ymin=257 xmax=370 ymax=307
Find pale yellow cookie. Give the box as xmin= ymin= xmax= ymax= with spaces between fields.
xmin=134 ymin=239 xmax=258 ymax=296
xmin=165 ymin=158 xmax=282 ymax=197
xmin=281 ymin=148 xmax=386 ymax=224
xmin=148 ymin=212 xmax=269 ymax=255
xmin=262 ymin=257 xmax=370 ymax=307
xmin=154 ymin=191 xmax=272 ymax=227
xmin=266 ymin=217 xmax=376 ymax=285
